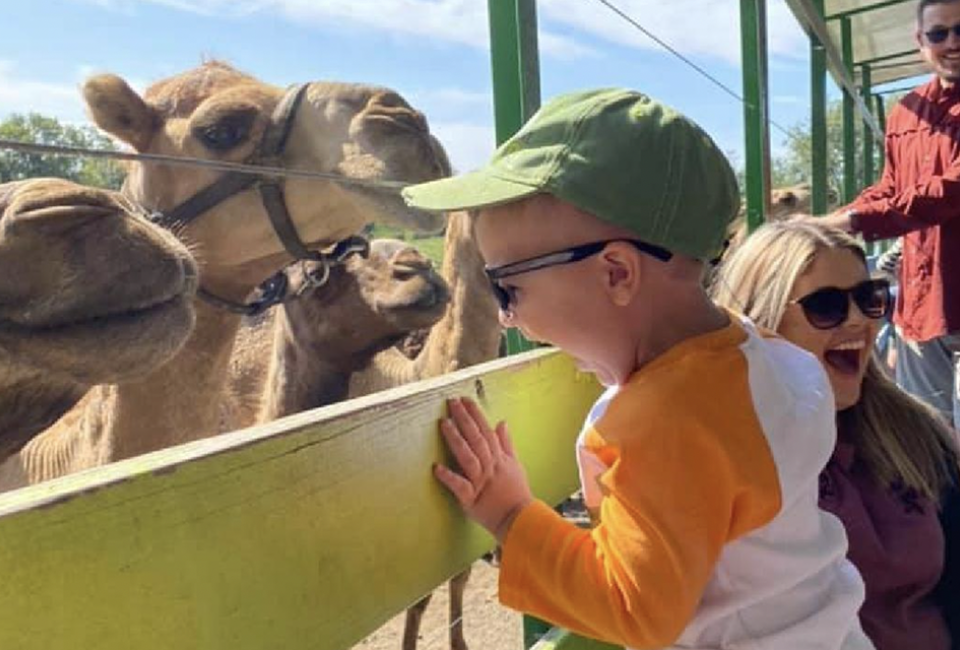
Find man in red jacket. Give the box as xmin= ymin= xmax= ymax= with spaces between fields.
xmin=820 ymin=0 xmax=960 ymax=427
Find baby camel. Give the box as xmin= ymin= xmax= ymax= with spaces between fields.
xmin=224 ymin=240 xmax=450 ymax=431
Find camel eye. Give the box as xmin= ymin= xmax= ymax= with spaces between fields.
xmin=192 ymin=111 xmax=255 ymax=151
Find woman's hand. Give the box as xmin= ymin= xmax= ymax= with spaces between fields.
xmin=433 ymin=397 xmax=533 ymax=542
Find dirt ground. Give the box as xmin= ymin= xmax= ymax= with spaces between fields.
xmin=352 ymin=559 xmax=523 ymax=650
xmin=352 ymin=496 xmax=588 ymax=650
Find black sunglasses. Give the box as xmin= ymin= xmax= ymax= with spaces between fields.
xmin=484 ymin=239 xmax=673 ymax=312
xmin=790 ymin=278 xmax=892 ymax=330
xmin=925 ymin=23 xmax=960 ymax=44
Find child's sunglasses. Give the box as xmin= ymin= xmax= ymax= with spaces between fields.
xmin=484 ymin=239 xmax=673 ymax=312
xmin=790 ymin=278 xmax=892 ymax=330
xmin=925 ymin=23 xmax=960 ymax=44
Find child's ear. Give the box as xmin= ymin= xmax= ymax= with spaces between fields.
xmin=600 ymin=245 xmax=641 ymax=307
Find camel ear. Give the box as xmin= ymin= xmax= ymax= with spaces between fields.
xmin=83 ymin=74 xmax=157 ymax=151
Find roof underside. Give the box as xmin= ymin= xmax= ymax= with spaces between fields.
xmin=826 ymin=0 xmax=925 ymax=85
xmin=788 ymin=0 xmax=925 ymax=89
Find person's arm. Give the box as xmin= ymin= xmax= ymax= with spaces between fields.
xmin=850 ymin=147 xmax=960 ymax=240
xmin=497 ymin=415 xmax=781 ymax=648
xmin=848 ymin=136 xmax=898 ymax=209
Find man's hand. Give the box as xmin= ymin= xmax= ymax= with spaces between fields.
xmin=433 ymin=397 xmax=533 ymax=542
xmin=791 ymin=210 xmax=855 ymax=232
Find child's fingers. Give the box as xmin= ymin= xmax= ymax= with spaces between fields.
xmin=433 ymin=463 xmax=476 ymax=507
xmin=460 ymin=397 xmax=505 ymax=456
xmin=495 ymin=421 xmax=516 ymax=458
xmin=440 ymin=418 xmax=485 ymax=485
xmin=461 ymin=397 xmax=494 ymax=432
xmin=448 ymin=399 xmax=493 ymax=474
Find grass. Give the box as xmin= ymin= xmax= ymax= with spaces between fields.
xmin=366 ymin=223 xmax=446 ymax=267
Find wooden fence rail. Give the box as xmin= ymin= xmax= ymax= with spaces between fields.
xmin=0 ymin=349 xmax=601 ymax=650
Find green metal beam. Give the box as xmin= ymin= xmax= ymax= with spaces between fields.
xmin=861 ymin=65 xmax=875 ymax=186
xmin=855 ymin=48 xmax=920 ymax=66
xmin=826 ymin=0 xmax=913 ymax=20
xmin=875 ymin=84 xmax=920 ymax=96
xmin=487 ymin=0 xmax=540 ymax=356
xmin=741 ymin=0 xmax=771 ymax=231
xmin=786 ymin=0 xmax=883 ymax=139
xmin=811 ymin=0 xmax=829 ymax=215
xmin=841 ymin=17 xmax=858 ymax=202
xmin=875 ymin=93 xmax=887 ymax=132
xmin=488 ymin=0 xmax=541 ymax=143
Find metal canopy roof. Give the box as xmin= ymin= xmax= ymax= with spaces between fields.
xmin=826 ymin=0 xmax=926 ymax=84
xmin=786 ymin=0 xmax=925 ymax=90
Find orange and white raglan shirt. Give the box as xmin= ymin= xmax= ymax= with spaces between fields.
xmin=499 ymin=314 xmax=874 ymax=650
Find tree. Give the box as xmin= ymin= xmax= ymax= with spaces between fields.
xmin=0 ymin=113 xmax=125 ymax=189
xmin=769 ymin=93 xmax=904 ymax=195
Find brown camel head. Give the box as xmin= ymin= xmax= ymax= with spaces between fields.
xmin=282 ymin=239 xmax=449 ymax=363
xmin=0 ymin=179 xmax=198 ymax=458
xmin=723 ymin=183 xmax=840 ymax=258
xmin=82 ymin=61 xmax=449 ymax=299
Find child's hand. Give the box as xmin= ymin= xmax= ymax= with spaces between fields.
xmin=434 ymin=397 xmax=533 ymax=542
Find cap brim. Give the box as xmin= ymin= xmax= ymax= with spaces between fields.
xmin=402 ymin=168 xmax=541 ymax=212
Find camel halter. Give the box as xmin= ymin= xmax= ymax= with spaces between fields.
xmin=147 ymin=83 xmax=368 ymax=316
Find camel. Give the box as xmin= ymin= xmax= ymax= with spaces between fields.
xmin=345 ymin=212 xmax=502 ymax=650
xmin=724 ymin=183 xmax=839 ymax=254
xmin=0 ymin=177 xmax=197 ymax=462
xmin=7 ymin=61 xmax=448 ymax=487
xmin=348 ymin=211 xmax=502 ymax=395
xmin=222 ymin=239 xmax=450 ymax=431
xmin=228 ymin=211 xmax=500 ymax=650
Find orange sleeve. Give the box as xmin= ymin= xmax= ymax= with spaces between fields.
xmin=498 ymin=411 xmax=781 ymax=648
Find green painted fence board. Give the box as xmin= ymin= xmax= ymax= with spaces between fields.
xmin=0 ymin=348 xmax=602 ymax=650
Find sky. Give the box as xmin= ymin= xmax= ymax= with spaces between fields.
xmin=0 ymin=0 xmax=927 ymax=175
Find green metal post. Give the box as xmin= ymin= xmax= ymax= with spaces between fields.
xmin=488 ymin=0 xmax=541 ymax=356
xmin=811 ymin=0 xmax=829 ymax=215
xmin=488 ymin=0 xmax=541 ymax=142
xmin=875 ymin=93 xmax=887 ymax=132
xmin=841 ymin=17 xmax=858 ymax=202
xmin=860 ymin=65 xmax=875 ymax=186
xmin=740 ymin=0 xmax=771 ymax=232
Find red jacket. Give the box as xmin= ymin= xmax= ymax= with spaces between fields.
xmin=852 ymin=77 xmax=960 ymax=342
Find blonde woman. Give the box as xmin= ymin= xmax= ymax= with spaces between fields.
xmin=712 ymin=220 xmax=960 ymax=650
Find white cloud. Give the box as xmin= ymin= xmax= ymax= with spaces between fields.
xmin=0 ymin=61 xmax=86 ymax=123
xmin=538 ymin=0 xmax=807 ymax=66
xmin=773 ymin=94 xmax=802 ymax=104
xmin=75 ymin=0 xmax=596 ymax=59
xmin=77 ymin=0 xmax=814 ymax=66
xmin=430 ymin=121 xmax=495 ymax=174
xmin=411 ymin=87 xmax=491 ymax=110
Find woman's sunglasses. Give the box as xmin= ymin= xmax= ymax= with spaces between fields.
xmin=790 ymin=278 xmax=892 ymax=330
xmin=925 ymin=23 xmax=960 ymax=44
xmin=485 ymin=239 xmax=673 ymax=312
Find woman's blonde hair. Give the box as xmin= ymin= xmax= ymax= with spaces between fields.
xmin=711 ymin=220 xmax=958 ymax=502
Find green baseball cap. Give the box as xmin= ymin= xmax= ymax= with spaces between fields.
xmin=403 ymin=88 xmax=739 ymax=260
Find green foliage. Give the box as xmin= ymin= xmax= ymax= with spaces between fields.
xmin=365 ymin=222 xmax=446 ymax=266
xmin=0 ymin=113 xmax=125 ymax=189
xmin=764 ymin=94 xmax=904 ymax=194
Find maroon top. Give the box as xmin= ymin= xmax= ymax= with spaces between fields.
xmin=819 ymin=430 xmax=949 ymax=650
xmin=851 ymin=77 xmax=960 ymax=342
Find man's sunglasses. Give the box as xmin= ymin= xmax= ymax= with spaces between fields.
xmin=484 ymin=239 xmax=673 ymax=312
xmin=924 ymin=23 xmax=960 ymax=44
xmin=790 ymin=278 xmax=892 ymax=330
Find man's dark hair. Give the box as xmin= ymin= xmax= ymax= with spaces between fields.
xmin=918 ymin=0 xmax=960 ymax=24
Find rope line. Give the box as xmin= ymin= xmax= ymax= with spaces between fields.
xmin=0 ymin=138 xmax=411 ymax=190
xmin=592 ymin=0 xmax=792 ymax=138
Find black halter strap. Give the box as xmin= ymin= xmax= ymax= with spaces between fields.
xmin=201 ymin=235 xmax=372 ymax=317
xmin=147 ymin=83 xmax=347 ymax=314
